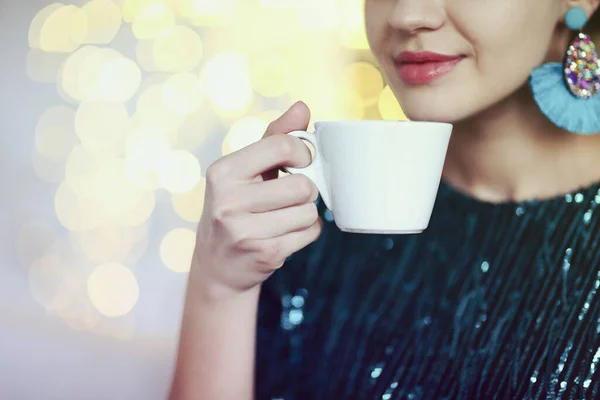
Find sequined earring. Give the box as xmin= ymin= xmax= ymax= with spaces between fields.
xmin=529 ymin=7 xmax=600 ymax=134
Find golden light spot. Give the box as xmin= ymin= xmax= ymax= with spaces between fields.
xmin=289 ymin=72 xmax=336 ymax=120
xmin=26 ymin=50 xmax=68 ymax=83
xmin=378 ymin=85 xmax=408 ymax=121
xmin=87 ymin=263 xmax=139 ymax=317
xmin=29 ymin=3 xmax=64 ymax=49
xmin=202 ymin=52 xmax=253 ymax=115
xmin=172 ymin=177 xmax=206 ymax=222
xmin=17 ymin=221 xmax=56 ymax=268
xmin=132 ymin=2 xmax=176 ymax=39
xmin=135 ymin=39 xmax=158 ymax=71
xmin=160 ymin=228 xmax=196 ymax=273
xmin=297 ymin=0 xmax=340 ymax=31
xmin=249 ymin=54 xmax=292 ymax=98
xmin=339 ymin=0 xmax=370 ymax=50
xmin=32 ymin=151 xmax=65 ymax=183
xmin=91 ymin=159 xmax=152 ymax=223
xmin=152 ymin=25 xmax=203 ymax=72
xmin=77 ymin=48 xmax=129 ymax=102
xmin=342 ymin=62 xmax=384 ymax=107
xmin=332 ymin=87 xmax=365 ymax=120
xmin=59 ymin=46 xmax=100 ymax=102
xmin=64 ymin=145 xmax=104 ymax=196
xmin=120 ymin=190 xmax=156 ymax=227
xmin=35 ymin=106 xmax=78 ymax=161
xmin=122 ymin=0 xmax=163 ymax=22
xmin=125 ymin=126 xmax=171 ymax=172
xmin=39 ymin=5 xmax=88 ymax=53
xmin=80 ymin=0 xmax=123 ymax=44
xmin=97 ymin=57 xmax=142 ymax=102
xmin=71 ymin=225 xmax=144 ymax=264
xmin=259 ymin=0 xmax=302 ymax=8
xmin=162 ymin=73 xmax=204 ymax=116
xmin=176 ymin=0 xmax=235 ymax=26
xmin=175 ymin=109 xmax=221 ymax=152
xmin=158 ymin=150 xmax=202 ymax=194
xmin=123 ymin=124 xmax=169 ymax=191
xmin=74 ymin=101 xmax=129 ymax=152
xmin=55 ymin=182 xmax=99 ymax=231
xmin=135 ymin=84 xmax=185 ymax=139
xmin=222 ymin=117 xmax=268 ymax=156
xmin=241 ymin=10 xmax=298 ymax=59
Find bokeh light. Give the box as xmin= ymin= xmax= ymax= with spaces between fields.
xmin=25 ymin=0 xmax=408 ymax=336
xmin=249 ymin=53 xmax=292 ymax=98
xmin=177 ymin=0 xmax=235 ymax=26
xmin=340 ymin=0 xmax=370 ymax=49
xmin=36 ymin=4 xmax=87 ymax=53
xmin=342 ymin=62 xmax=384 ymax=107
xmin=79 ymin=0 xmax=122 ymax=44
xmin=135 ymin=84 xmax=186 ymax=140
xmin=158 ymin=150 xmax=202 ymax=194
xmin=222 ymin=117 xmax=268 ymax=156
xmin=297 ymin=0 xmax=340 ymax=31
xmin=153 ymin=25 xmax=203 ymax=72
xmin=160 ymin=228 xmax=196 ymax=273
xmin=87 ymin=263 xmax=139 ymax=317
xmin=132 ymin=2 xmax=175 ymax=39
xmin=74 ymin=101 xmax=129 ymax=153
xmin=172 ymin=177 xmax=206 ymax=222
xmin=379 ymin=85 xmax=408 ymax=121
xmin=162 ymin=73 xmax=204 ymax=116
xmin=202 ymin=52 xmax=252 ymax=116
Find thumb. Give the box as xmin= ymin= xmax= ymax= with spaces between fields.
xmin=262 ymin=101 xmax=311 ymax=139
xmin=261 ymin=101 xmax=312 ymax=181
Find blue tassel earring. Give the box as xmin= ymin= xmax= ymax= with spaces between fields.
xmin=529 ymin=7 xmax=600 ymax=134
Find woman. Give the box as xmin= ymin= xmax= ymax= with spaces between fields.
xmin=170 ymin=0 xmax=600 ymax=398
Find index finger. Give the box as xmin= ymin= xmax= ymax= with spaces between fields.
xmin=223 ymin=133 xmax=312 ymax=181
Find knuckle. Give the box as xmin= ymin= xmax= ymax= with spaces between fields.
xmin=205 ymin=160 xmax=230 ymax=186
xmin=292 ymin=175 xmax=315 ymax=203
xmin=255 ymin=241 xmax=283 ymax=266
xmin=212 ymin=212 xmax=249 ymax=245
xmin=211 ymin=200 xmax=236 ymax=223
xmin=263 ymin=121 xmax=277 ymax=138
xmin=228 ymin=226 xmax=249 ymax=246
xmin=309 ymin=218 xmax=323 ymax=240
xmin=273 ymin=135 xmax=296 ymax=161
xmin=304 ymin=202 xmax=319 ymax=224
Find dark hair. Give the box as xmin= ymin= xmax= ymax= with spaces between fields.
xmin=590 ymin=9 xmax=600 ymax=38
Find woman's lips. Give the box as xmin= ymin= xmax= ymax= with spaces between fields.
xmin=394 ymin=51 xmax=465 ymax=85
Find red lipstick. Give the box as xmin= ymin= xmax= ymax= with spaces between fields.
xmin=394 ymin=51 xmax=464 ymax=85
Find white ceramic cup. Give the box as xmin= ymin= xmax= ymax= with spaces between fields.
xmin=284 ymin=120 xmax=452 ymax=234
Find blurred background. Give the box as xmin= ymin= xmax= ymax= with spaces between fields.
xmin=0 ymin=0 xmax=406 ymax=398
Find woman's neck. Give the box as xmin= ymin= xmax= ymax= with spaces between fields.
xmin=442 ymin=85 xmax=600 ymax=203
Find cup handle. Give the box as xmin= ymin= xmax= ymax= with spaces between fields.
xmin=282 ymin=130 xmax=331 ymax=209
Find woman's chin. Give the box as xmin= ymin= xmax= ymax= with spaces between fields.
xmin=402 ymin=109 xmax=459 ymax=124
xmin=399 ymin=100 xmax=478 ymax=124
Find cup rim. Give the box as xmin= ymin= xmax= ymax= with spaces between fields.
xmin=314 ymin=120 xmax=453 ymax=129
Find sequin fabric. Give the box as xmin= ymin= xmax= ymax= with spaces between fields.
xmin=564 ymin=33 xmax=600 ymax=98
xmin=256 ymin=181 xmax=600 ymax=399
